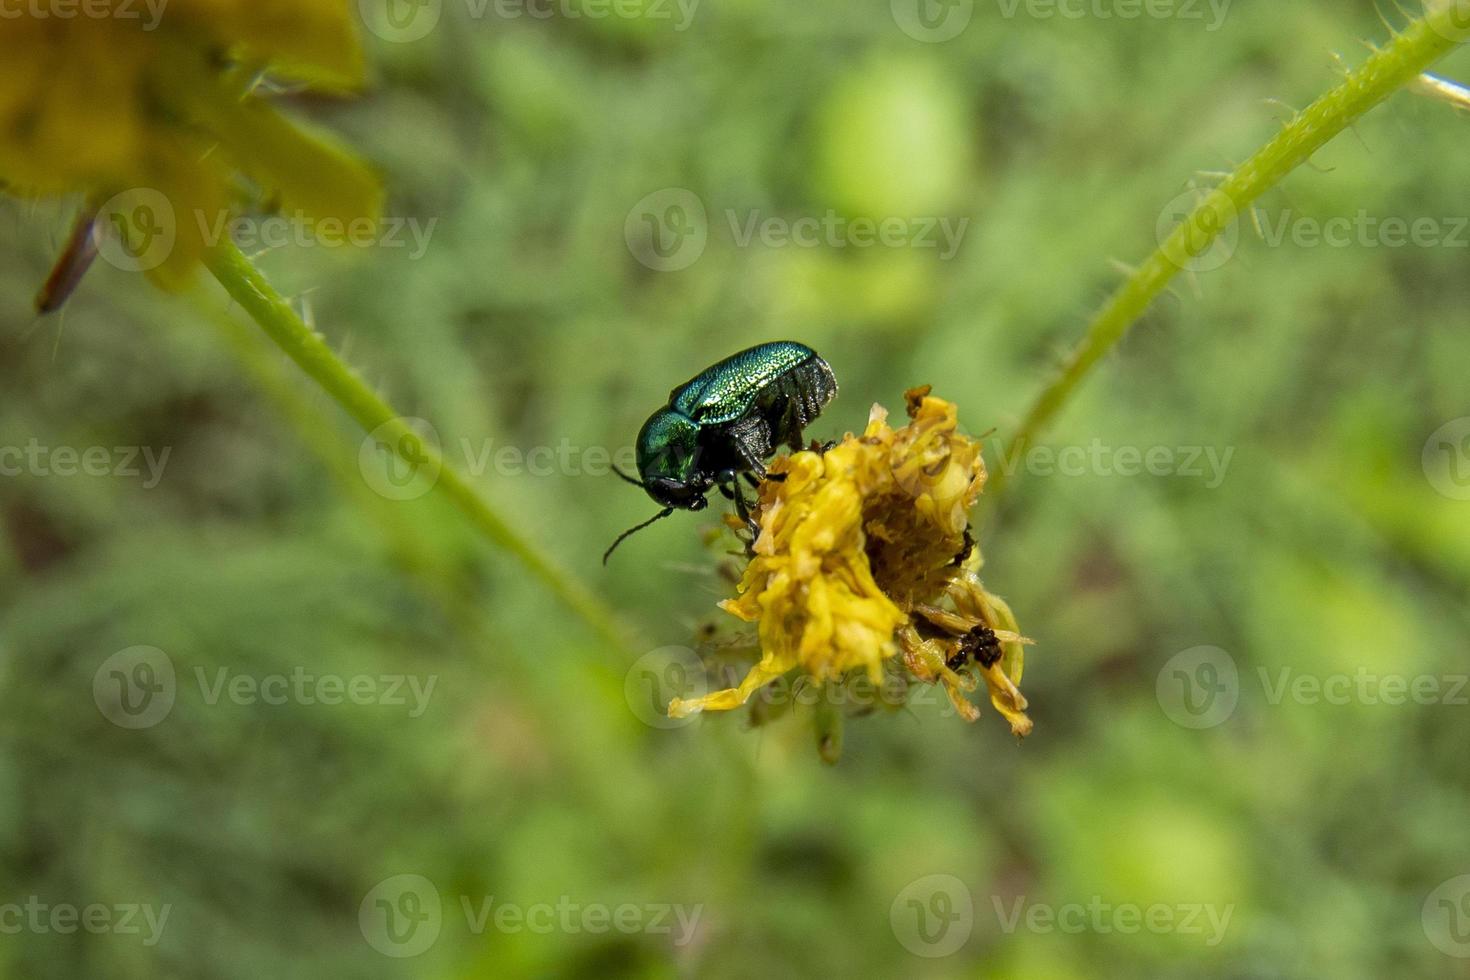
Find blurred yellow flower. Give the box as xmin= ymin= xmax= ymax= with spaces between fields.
xmin=671 ymin=387 xmax=1033 ymax=738
xmin=0 ymin=0 xmax=381 ymax=295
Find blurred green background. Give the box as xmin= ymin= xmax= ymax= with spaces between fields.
xmin=3 ymin=1 xmax=1470 ymax=977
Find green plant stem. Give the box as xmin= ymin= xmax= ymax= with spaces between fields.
xmin=989 ymin=10 xmax=1466 ymax=500
xmin=203 ymin=241 xmax=632 ymax=655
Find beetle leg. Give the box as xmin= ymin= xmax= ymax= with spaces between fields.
xmin=779 ymin=395 xmax=836 ymax=456
xmin=719 ymin=470 xmax=760 ymax=553
xmin=734 ymin=487 xmax=760 ymax=549
xmin=778 ymin=397 xmax=808 ymax=453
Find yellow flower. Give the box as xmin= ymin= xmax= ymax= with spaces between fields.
xmin=670 ymin=387 xmax=1033 ymax=739
xmin=0 ymin=0 xmax=381 ymax=294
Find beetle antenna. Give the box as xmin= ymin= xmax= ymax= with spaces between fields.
xmin=603 ymin=507 xmax=675 ymax=565
xmin=611 ymin=464 xmax=647 ymax=489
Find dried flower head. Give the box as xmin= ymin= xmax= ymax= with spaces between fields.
xmin=0 ymin=0 xmax=380 ymax=292
xmin=671 ymin=387 xmax=1032 ymax=742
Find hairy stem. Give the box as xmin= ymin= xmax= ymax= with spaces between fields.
xmin=204 ymin=241 xmax=632 ymax=655
xmin=990 ymin=8 xmax=1467 ymax=499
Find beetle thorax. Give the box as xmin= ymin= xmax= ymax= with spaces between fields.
xmin=635 ymin=409 xmax=711 ymax=509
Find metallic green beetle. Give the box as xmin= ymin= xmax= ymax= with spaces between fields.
xmin=605 ymin=341 xmax=837 ymax=563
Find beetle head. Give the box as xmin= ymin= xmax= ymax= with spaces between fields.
xmin=635 ymin=409 xmax=712 ymax=509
